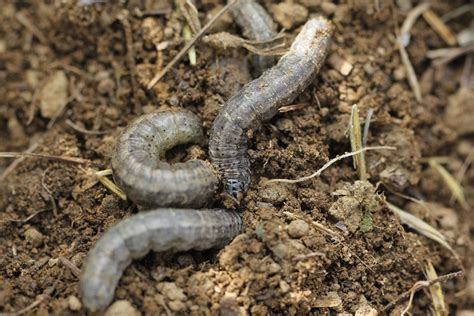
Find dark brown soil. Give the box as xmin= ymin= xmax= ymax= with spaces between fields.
xmin=1 ymin=1 xmax=473 ymax=315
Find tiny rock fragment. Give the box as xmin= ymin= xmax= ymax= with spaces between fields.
xmin=355 ymin=303 xmax=377 ymax=316
xmin=279 ymin=280 xmax=290 ymax=294
xmin=313 ymin=291 xmax=342 ymax=308
xmin=24 ymin=227 xmax=44 ymax=247
xmin=271 ymin=2 xmax=308 ymax=29
xmin=104 ymin=300 xmax=140 ymax=316
xmin=39 ymin=71 xmax=68 ymax=119
xmin=157 ymin=282 xmax=187 ymax=301
xmin=287 ymin=219 xmax=309 ymax=238
xmin=328 ymin=54 xmax=353 ymax=76
xmin=67 ymin=295 xmax=82 ymax=311
xmin=168 ymin=300 xmax=187 ymax=312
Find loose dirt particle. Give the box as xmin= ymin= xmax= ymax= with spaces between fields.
xmin=39 ymin=71 xmax=68 ymax=119
xmin=67 ymin=295 xmax=82 ymax=311
xmin=104 ymin=300 xmax=140 ymax=316
xmin=271 ymin=2 xmax=308 ymax=29
xmin=287 ymin=219 xmax=309 ymax=238
xmin=157 ymin=282 xmax=187 ymax=301
xmin=24 ymin=227 xmax=44 ymax=247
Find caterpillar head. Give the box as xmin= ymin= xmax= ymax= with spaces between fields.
xmin=226 ymin=179 xmax=244 ymax=202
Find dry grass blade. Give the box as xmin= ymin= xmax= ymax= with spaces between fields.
xmin=362 ymin=108 xmax=374 ymax=147
xmin=428 ymin=159 xmax=469 ymax=210
xmin=203 ymin=32 xmax=287 ymax=56
xmin=382 ymin=270 xmax=463 ymax=313
xmin=428 ymin=44 xmax=474 ymax=66
xmin=147 ymin=0 xmax=238 ymax=89
xmin=400 ymin=3 xmax=431 ymax=47
xmin=397 ymin=3 xmax=429 ymax=102
xmin=387 ymin=202 xmax=456 ymax=256
xmin=0 ymin=152 xmax=92 ymax=165
xmin=96 ymin=169 xmax=127 ymax=200
xmin=349 ymin=104 xmax=367 ymax=181
xmin=442 ymin=3 xmax=474 ymax=22
xmin=279 ymin=103 xmax=308 ymax=113
xmin=177 ymin=0 xmax=201 ymax=33
xmin=422 ymin=9 xmax=457 ymax=46
xmin=264 ymin=146 xmax=395 ymax=185
xmin=398 ymin=40 xmax=422 ymax=102
xmin=423 ymin=260 xmax=447 ymax=316
xmin=182 ymin=24 xmax=197 ymax=65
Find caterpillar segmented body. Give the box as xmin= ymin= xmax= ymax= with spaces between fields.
xmin=111 ymin=111 xmax=219 ymax=208
xmin=209 ymin=17 xmax=333 ymax=199
xmin=230 ymin=0 xmax=277 ymax=75
xmin=80 ymin=111 xmax=243 ymax=312
xmin=80 ymin=208 xmax=242 ymax=312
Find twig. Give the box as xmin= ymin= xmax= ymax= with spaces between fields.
xmin=264 ymin=146 xmax=395 ymax=184
xmin=147 ymin=0 xmax=238 ymax=89
xmin=58 ymin=256 xmax=81 ymax=278
xmin=0 ymin=152 xmax=93 ymax=165
xmin=0 ymin=142 xmax=39 ymax=182
xmin=65 ymin=119 xmax=108 ymax=135
xmin=381 ymin=270 xmax=463 ymax=312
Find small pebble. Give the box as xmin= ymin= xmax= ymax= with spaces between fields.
xmin=104 ymin=300 xmax=140 ymax=316
xmin=24 ymin=227 xmax=44 ymax=247
xmin=279 ymin=281 xmax=290 ymax=294
xmin=67 ymin=295 xmax=82 ymax=311
xmin=168 ymin=300 xmax=187 ymax=312
xmin=271 ymin=2 xmax=308 ymax=29
xmin=287 ymin=219 xmax=309 ymax=238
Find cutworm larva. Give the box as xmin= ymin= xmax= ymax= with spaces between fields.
xmin=111 ymin=111 xmax=219 ymax=208
xmin=230 ymin=0 xmax=277 ymax=75
xmin=82 ymin=111 xmax=243 ymax=311
xmin=209 ymin=17 xmax=333 ymax=199
xmin=80 ymin=208 xmax=243 ymax=312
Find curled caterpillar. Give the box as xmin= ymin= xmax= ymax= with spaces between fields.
xmin=209 ymin=16 xmax=333 ymax=200
xmin=229 ymin=0 xmax=277 ymax=75
xmin=80 ymin=208 xmax=242 ymax=312
xmin=111 ymin=111 xmax=219 ymax=208
xmin=81 ymin=111 xmax=243 ymax=311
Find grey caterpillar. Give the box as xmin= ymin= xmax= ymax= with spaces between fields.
xmin=81 ymin=111 xmax=243 ymax=312
xmin=229 ymin=0 xmax=277 ymax=76
xmin=80 ymin=208 xmax=242 ymax=312
xmin=209 ymin=16 xmax=333 ymax=199
xmin=111 ymin=111 xmax=219 ymax=208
